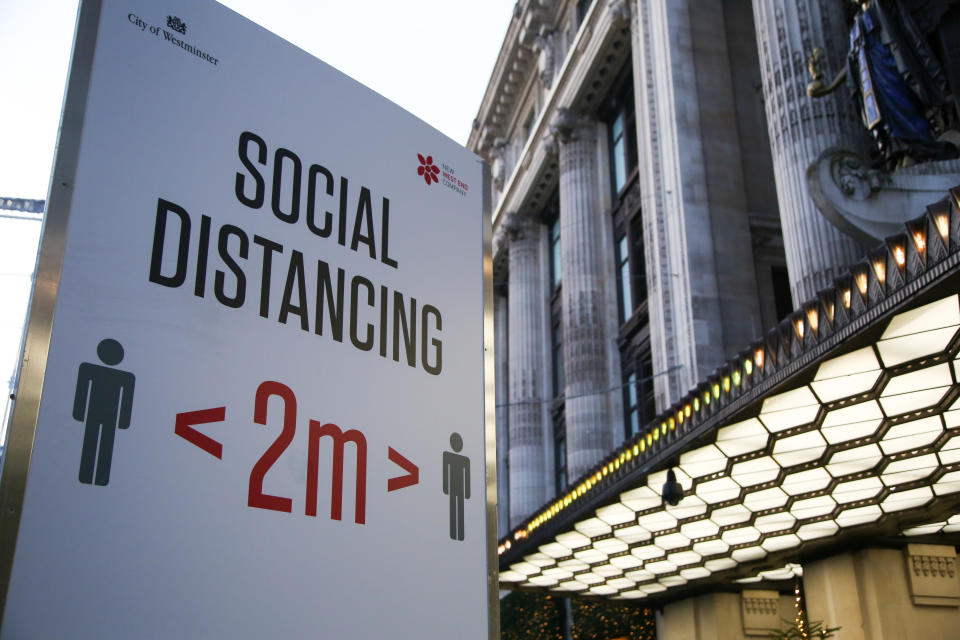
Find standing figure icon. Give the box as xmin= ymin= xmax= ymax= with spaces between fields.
xmin=72 ymin=338 xmax=135 ymax=486
xmin=442 ymin=432 xmax=470 ymax=541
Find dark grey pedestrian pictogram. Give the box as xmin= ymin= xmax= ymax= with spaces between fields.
xmin=442 ymin=432 xmax=470 ymax=541
xmin=73 ymin=339 xmax=135 ymax=485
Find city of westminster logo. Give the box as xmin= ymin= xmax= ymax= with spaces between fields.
xmin=166 ymin=16 xmax=187 ymax=35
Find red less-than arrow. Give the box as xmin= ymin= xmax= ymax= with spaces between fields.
xmin=387 ymin=447 xmax=419 ymax=491
xmin=175 ymin=407 xmax=226 ymax=458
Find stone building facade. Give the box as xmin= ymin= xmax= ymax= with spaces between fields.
xmin=474 ymin=3 xmax=960 ymax=637
xmin=469 ymin=0 xmax=960 ymax=538
xmin=471 ymin=0 xmax=831 ymax=535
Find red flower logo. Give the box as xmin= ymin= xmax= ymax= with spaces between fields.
xmin=417 ymin=153 xmax=440 ymax=185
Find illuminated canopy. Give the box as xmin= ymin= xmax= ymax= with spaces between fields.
xmin=498 ymin=188 xmax=960 ymax=603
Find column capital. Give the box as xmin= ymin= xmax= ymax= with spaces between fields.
xmin=549 ymin=108 xmax=595 ymax=144
xmin=605 ymin=0 xmax=630 ymax=26
xmin=501 ymin=210 xmax=542 ymax=242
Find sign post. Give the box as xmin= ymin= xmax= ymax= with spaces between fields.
xmin=0 ymin=0 xmax=497 ymax=637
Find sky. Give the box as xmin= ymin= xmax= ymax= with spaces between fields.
xmin=0 ymin=0 xmax=515 ymax=432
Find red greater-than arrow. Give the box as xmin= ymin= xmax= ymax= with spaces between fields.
xmin=175 ymin=407 xmax=227 ymax=459
xmin=387 ymin=447 xmax=419 ymax=492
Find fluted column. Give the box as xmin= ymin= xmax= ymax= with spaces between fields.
xmin=493 ymin=288 xmax=510 ymax=538
xmin=553 ymin=110 xmax=613 ymax=480
xmin=752 ymin=0 xmax=865 ymax=304
xmin=505 ymin=214 xmax=548 ymax=525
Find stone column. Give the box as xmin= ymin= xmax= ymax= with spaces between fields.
xmin=552 ymin=110 xmax=613 ymax=480
xmin=752 ymin=0 xmax=865 ymax=304
xmin=493 ymin=287 xmax=510 ymax=538
xmin=505 ymin=213 xmax=549 ymax=526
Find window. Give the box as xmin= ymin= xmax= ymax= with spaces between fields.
xmin=772 ymin=265 xmax=793 ymax=321
xmin=615 ymin=216 xmax=646 ymax=323
xmin=554 ymin=421 xmax=567 ymax=494
xmin=617 ymin=235 xmax=633 ymax=322
xmin=623 ymin=355 xmax=656 ymax=440
xmin=576 ymin=0 xmax=592 ymax=26
xmin=551 ymin=317 xmax=565 ymax=398
xmin=607 ymin=81 xmax=637 ymax=196
xmin=523 ymin=109 xmax=536 ymax=142
xmin=549 ymin=217 xmax=562 ymax=289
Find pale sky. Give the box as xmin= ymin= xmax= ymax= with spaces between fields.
xmin=0 ymin=0 xmax=514 ymax=428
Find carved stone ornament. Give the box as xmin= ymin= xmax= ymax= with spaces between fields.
xmin=605 ymin=0 xmax=630 ymax=26
xmin=501 ymin=211 xmax=540 ymax=243
xmin=740 ymin=590 xmax=781 ymax=636
xmin=490 ymin=139 xmax=508 ymax=192
xmin=904 ymin=544 xmax=960 ymax=607
xmin=549 ymin=108 xmax=593 ymax=144
xmin=807 ymin=147 xmax=960 ymax=245
xmin=534 ymin=30 xmax=555 ymax=88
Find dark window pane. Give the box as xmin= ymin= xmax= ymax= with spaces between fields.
xmin=552 ymin=321 xmax=564 ymax=398
xmin=617 ymin=235 xmax=632 ymax=321
xmin=550 ymin=218 xmax=562 ymax=288
xmin=772 ymin=265 xmax=793 ymax=321
xmin=554 ymin=424 xmax=567 ymax=493
xmin=630 ymin=216 xmax=646 ymax=303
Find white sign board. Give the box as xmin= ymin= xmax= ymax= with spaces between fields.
xmin=1 ymin=0 xmax=493 ymax=637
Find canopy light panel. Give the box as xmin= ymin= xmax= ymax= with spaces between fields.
xmin=500 ymin=293 xmax=960 ymax=601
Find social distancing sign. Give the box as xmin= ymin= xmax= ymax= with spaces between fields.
xmin=0 ymin=1 xmax=494 ymax=637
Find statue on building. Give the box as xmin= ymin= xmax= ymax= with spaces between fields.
xmin=805 ymin=0 xmax=960 ymax=245
xmin=808 ymin=0 xmax=960 ymax=169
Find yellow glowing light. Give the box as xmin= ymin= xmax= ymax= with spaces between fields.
xmin=744 ymin=359 xmax=753 ymax=375
xmin=795 ymin=318 xmax=804 ymax=339
xmin=614 ymin=459 xmax=620 ymax=470
xmin=677 ymin=411 xmax=684 ymax=425
xmin=872 ymin=259 xmax=885 ymax=284
xmin=893 ymin=245 xmax=905 ymax=266
xmin=632 ymin=444 xmax=639 ymax=456
xmin=843 ymin=288 xmax=852 ymax=308
xmin=712 ymin=383 xmax=720 ymax=398
xmin=825 ymin=301 xmax=834 ymax=323
xmin=667 ymin=417 xmax=675 ymax=430
xmin=639 ymin=439 xmax=646 ymax=452
xmin=755 ymin=349 xmax=764 ymax=369
xmin=653 ymin=429 xmax=659 ymax=441
xmin=732 ymin=370 xmax=741 ymax=386
xmin=913 ymin=229 xmax=926 ymax=253
xmin=936 ymin=214 xmax=949 ymax=240
xmin=704 ymin=391 xmax=711 ymax=405
xmin=693 ymin=397 xmax=700 ymax=411
xmin=602 ymin=466 xmax=608 ymax=477
xmin=722 ymin=376 xmax=731 ymax=392
xmin=856 ymin=272 xmax=868 ymax=295
xmin=625 ymin=449 xmax=632 ymax=461
xmin=807 ymin=308 xmax=818 ymax=332
xmin=684 ymin=404 xmax=691 ymax=417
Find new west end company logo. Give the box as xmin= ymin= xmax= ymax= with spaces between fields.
xmin=416 ymin=153 xmax=469 ymax=197
xmin=127 ymin=11 xmax=219 ymax=66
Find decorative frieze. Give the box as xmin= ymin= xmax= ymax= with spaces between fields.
xmin=905 ymin=544 xmax=960 ymax=607
xmin=741 ymin=590 xmax=781 ymax=636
